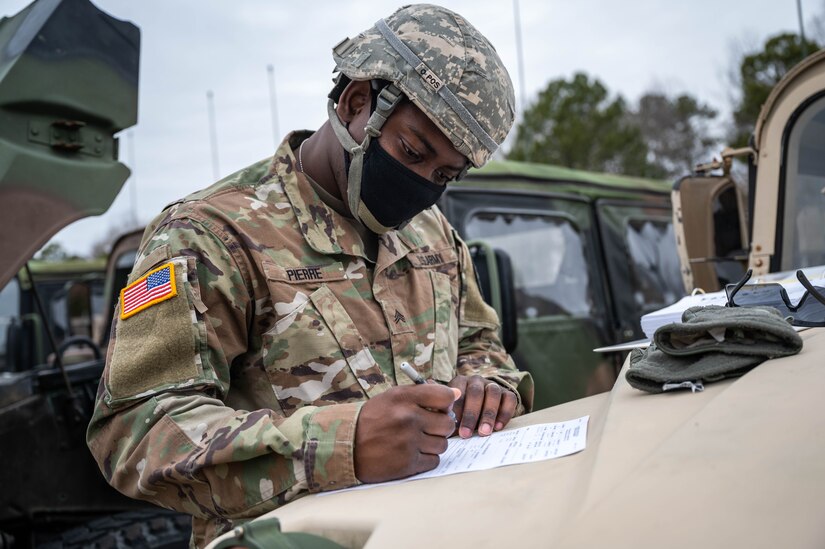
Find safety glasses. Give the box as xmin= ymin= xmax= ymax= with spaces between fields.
xmin=725 ymin=269 xmax=825 ymax=326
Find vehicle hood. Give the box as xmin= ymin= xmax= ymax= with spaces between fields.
xmin=208 ymin=327 xmax=825 ymax=549
xmin=0 ymin=0 xmax=139 ymax=288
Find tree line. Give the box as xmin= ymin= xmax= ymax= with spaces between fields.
xmin=507 ymin=31 xmax=821 ymax=179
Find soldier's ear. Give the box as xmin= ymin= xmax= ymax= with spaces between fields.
xmin=336 ymin=79 xmax=372 ymax=126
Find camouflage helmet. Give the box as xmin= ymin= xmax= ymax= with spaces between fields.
xmin=330 ymin=4 xmax=516 ymax=168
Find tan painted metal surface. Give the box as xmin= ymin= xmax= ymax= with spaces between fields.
xmin=209 ymin=327 xmax=825 ymax=548
xmin=750 ymin=50 xmax=825 ymax=275
xmin=671 ymin=175 xmax=748 ymax=292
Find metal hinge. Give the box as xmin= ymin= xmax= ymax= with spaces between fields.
xmin=27 ymin=119 xmax=108 ymax=157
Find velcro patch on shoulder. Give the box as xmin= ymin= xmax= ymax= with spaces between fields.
xmin=108 ymin=257 xmax=201 ymax=403
xmin=120 ymin=262 xmax=177 ymax=320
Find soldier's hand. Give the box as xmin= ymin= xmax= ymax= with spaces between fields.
xmin=354 ymin=384 xmax=460 ymax=483
xmin=448 ymin=375 xmax=517 ymax=438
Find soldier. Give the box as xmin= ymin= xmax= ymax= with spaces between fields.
xmin=87 ymin=4 xmax=534 ymax=547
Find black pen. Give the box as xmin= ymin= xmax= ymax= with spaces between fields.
xmin=399 ymin=361 xmax=457 ymax=422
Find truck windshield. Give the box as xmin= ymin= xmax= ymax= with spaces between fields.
xmin=465 ymin=211 xmax=593 ymax=319
xmin=781 ymin=93 xmax=825 ymax=270
xmin=624 ymin=217 xmax=684 ymax=308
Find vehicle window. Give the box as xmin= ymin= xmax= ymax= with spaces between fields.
xmin=464 ymin=211 xmax=592 ymax=319
xmin=67 ymin=282 xmax=92 ymax=338
xmin=48 ymin=283 xmax=70 ymax=342
xmin=597 ymin=202 xmax=685 ymax=339
xmin=782 ymin=94 xmax=825 ymax=270
xmin=116 ymin=250 xmax=137 ymax=269
xmin=625 ymin=217 xmax=684 ymax=309
xmin=90 ymin=279 xmax=105 ymax=318
xmin=0 ymin=279 xmax=20 ymax=371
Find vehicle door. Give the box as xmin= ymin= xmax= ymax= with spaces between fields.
xmin=596 ymin=200 xmax=685 ymax=341
xmin=774 ymin=93 xmax=825 ymax=271
xmin=441 ymin=189 xmax=615 ymax=409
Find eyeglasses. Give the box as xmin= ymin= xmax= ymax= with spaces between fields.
xmin=725 ymin=269 xmax=825 ymax=326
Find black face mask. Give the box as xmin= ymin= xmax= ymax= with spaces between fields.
xmin=357 ymin=140 xmax=446 ymax=233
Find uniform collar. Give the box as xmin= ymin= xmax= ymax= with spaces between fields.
xmin=274 ymin=131 xmax=425 ymax=261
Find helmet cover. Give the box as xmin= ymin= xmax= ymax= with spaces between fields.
xmin=332 ymin=4 xmax=516 ymax=167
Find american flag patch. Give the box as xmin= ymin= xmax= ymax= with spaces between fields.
xmin=120 ymin=263 xmax=177 ymax=320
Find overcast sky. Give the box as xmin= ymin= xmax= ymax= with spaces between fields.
xmin=5 ymin=0 xmax=822 ymax=256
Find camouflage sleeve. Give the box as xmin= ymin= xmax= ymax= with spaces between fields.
xmin=86 ymin=215 xmax=362 ymax=526
xmin=453 ymin=231 xmax=535 ymax=414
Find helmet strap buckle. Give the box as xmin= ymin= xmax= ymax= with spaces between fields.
xmin=375 ymin=84 xmax=402 ymax=113
xmin=365 ymin=83 xmax=403 ymax=137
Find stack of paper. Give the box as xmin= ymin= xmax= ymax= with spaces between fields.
xmin=640 ymin=291 xmax=727 ymax=340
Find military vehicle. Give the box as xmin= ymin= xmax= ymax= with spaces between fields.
xmin=441 ymin=162 xmax=684 ymax=408
xmin=673 ymin=47 xmax=825 ymax=292
xmin=0 ymin=1 xmax=191 ymax=547
xmin=202 ymin=46 xmax=825 ymax=549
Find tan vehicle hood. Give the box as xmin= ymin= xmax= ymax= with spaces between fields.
xmin=209 ymin=327 xmax=825 ymax=549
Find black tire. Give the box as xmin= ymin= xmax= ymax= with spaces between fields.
xmin=38 ymin=510 xmax=191 ymax=549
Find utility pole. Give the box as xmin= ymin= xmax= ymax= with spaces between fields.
xmin=206 ymin=90 xmax=220 ymax=181
xmin=127 ymin=130 xmax=137 ymax=226
xmin=513 ymin=0 xmax=527 ymax=115
xmin=267 ymin=64 xmax=281 ymax=149
xmin=797 ymin=0 xmax=809 ymax=57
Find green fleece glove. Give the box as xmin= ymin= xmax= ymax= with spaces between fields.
xmin=626 ymin=345 xmax=763 ymax=394
xmin=654 ymin=305 xmax=803 ymax=357
xmin=626 ymin=305 xmax=803 ymax=394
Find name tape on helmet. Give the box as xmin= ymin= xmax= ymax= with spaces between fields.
xmin=416 ymin=63 xmax=443 ymax=92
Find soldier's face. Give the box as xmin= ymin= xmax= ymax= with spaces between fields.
xmin=352 ymin=100 xmax=468 ymax=185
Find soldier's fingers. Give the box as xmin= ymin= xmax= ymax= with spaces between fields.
xmin=495 ymin=389 xmax=518 ymax=431
xmin=414 ymin=452 xmax=440 ymax=475
xmin=420 ymin=408 xmax=457 ymax=438
xmin=478 ymin=383 xmax=502 ymax=436
xmin=448 ymin=376 xmax=469 ymax=420
xmin=404 ymin=384 xmax=460 ymax=411
xmin=419 ymin=433 xmax=449 ymax=456
xmin=458 ymin=376 xmax=486 ymax=438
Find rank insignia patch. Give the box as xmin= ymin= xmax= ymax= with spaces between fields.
xmin=120 ymin=263 xmax=177 ymax=320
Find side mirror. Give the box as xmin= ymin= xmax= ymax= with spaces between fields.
xmin=467 ymin=241 xmax=518 ymax=354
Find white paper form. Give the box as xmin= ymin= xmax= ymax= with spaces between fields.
xmin=413 ymin=415 xmax=589 ymax=480
xmin=328 ymin=416 xmax=589 ymax=494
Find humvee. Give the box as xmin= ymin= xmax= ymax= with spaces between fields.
xmin=673 ymin=47 xmax=825 ymax=290
xmin=442 ymin=162 xmax=684 ymax=409
xmin=0 ymin=1 xmax=191 ymax=547
xmin=202 ymin=44 xmax=825 ymax=549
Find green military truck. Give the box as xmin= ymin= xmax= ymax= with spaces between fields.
xmin=442 ymin=161 xmax=684 ymax=408
xmin=0 ymin=1 xmax=192 ymax=547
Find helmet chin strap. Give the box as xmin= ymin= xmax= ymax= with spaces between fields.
xmin=326 ymin=82 xmax=404 ymax=233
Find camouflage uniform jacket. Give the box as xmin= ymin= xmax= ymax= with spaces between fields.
xmin=87 ymin=132 xmax=534 ymax=547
